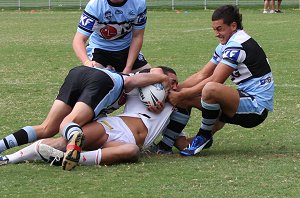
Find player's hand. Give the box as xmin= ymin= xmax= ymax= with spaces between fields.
xmin=167 ymin=90 xmax=182 ymax=106
xmin=84 ymin=60 xmax=104 ymax=69
xmin=92 ymin=61 xmax=104 ymax=68
xmin=122 ymin=67 xmax=132 ymax=74
xmin=106 ymin=65 xmax=116 ymax=71
xmin=147 ymin=101 xmax=164 ymax=113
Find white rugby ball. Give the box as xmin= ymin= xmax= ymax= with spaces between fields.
xmin=138 ymin=83 xmax=166 ymax=107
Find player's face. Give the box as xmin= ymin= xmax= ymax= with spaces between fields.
xmin=167 ymin=73 xmax=178 ymax=91
xmin=212 ymin=19 xmax=237 ymax=45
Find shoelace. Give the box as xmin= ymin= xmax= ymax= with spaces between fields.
xmin=190 ymin=136 xmax=205 ymax=148
xmin=50 ymin=156 xmax=61 ymax=166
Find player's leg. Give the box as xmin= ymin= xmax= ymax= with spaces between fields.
xmin=78 ymin=142 xmax=140 ymax=166
xmin=263 ymin=0 xmax=270 ymax=13
xmin=275 ymin=0 xmax=282 ymax=12
xmin=0 ymin=140 xmax=43 ymax=165
xmin=0 ymin=137 xmax=69 ymax=166
xmin=149 ymin=107 xmax=191 ymax=154
xmin=270 ymin=0 xmax=275 ymax=13
xmin=60 ymin=102 xmax=93 ymax=141
xmin=0 ymin=100 xmax=71 ymax=154
xmin=181 ymin=82 xmax=239 ymax=156
xmin=38 ymin=142 xmax=139 ymax=167
xmin=61 ymin=115 xmax=110 ymax=171
xmin=36 ymin=121 xmax=108 ymax=167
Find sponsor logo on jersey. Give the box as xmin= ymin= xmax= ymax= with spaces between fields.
xmin=128 ymin=10 xmax=135 ymax=16
xmin=100 ymin=25 xmax=118 ymax=39
xmin=223 ymin=49 xmax=240 ymax=62
xmin=115 ymin=9 xmax=123 ymax=14
xmin=79 ymin=13 xmax=96 ymax=30
xmin=260 ymin=76 xmax=272 ymax=85
xmin=104 ymin=11 xmax=113 ymax=20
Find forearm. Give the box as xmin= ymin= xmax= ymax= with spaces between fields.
xmin=73 ymin=32 xmax=90 ymax=65
xmin=180 ymin=61 xmax=215 ymax=89
xmin=123 ymin=30 xmax=144 ymax=73
xmin=124 ymin=73 xmax=168 ymax=93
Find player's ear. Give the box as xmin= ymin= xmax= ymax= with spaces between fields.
xmin=231 ymin=22 xmax=238 ymax=31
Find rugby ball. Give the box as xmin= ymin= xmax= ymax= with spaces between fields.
xmin=138 ymin=83 xmax=166 ymax=107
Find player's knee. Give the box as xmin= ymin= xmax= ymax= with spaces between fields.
xmin=38 ymin=123 xmax=59 ymax=138
xmin=202 ymin=82 xmax=219 ymax=100
xmin=124 ymin=144 xmax=140 ymax=162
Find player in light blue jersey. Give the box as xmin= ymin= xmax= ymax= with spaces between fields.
xmin=73 ymin=0 xmax=150 ymax=74
xmin=166 ymin=5 xmax=274 ymax=156
xmin=0 ymin=66 xmax=170 ymax=159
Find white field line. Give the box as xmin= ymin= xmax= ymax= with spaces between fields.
xmin=182 ymin=27 xmax=211 ymax=33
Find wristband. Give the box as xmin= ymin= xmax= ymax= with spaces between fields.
xmin=84 ymin=60 xmax=90 ymax=65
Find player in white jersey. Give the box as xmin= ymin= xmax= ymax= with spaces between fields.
xmin=0 ymin=66 xmax=170 ymax=157
xmin=0 ymin=67 xmax=178 ymax=169
xmin=166 ymin=5 xmax=274 ymax=156
xmin=73 ymin=0 xmax=150 ymax=73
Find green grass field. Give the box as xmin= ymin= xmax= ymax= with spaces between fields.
xmin=0 ymin=8 xmax=299 ymax=197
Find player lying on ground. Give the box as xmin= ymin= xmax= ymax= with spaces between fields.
xmin=0 ymin=66 xmax=172 ymax=157
xmin=0 ymin=66 xmax=189 ymax=170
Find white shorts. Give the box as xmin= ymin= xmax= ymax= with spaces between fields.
xmin=96 ymin=116 xmax=136 ymax=145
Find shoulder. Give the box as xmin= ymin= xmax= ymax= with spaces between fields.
xmin=229 ymin=30 xmax=251 ymax=46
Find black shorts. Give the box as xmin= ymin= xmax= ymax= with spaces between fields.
xmin=219 ymin=109 xmax=268 ymax=128
xmin=56 ymin=66 xmax=115 ymax=110
xmin=91 ymin=47 xmax=148 ymax=72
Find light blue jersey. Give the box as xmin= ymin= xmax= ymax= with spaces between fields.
xmin=210 ymin=30 xmax=274 ymax=111
xmin=93 ymin=67 xmax=126 ymax=118
xmin=77 ymin=0 xmax=147 ymax=51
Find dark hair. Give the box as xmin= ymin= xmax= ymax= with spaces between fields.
xmin=212 ymin=5 xmax=243 ymax=30
xmin=139 ymin=66 xmax=177 ymax=76
xmin=157 ymin=66 xmax=177 ymax=76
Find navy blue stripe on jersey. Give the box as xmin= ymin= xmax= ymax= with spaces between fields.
xmin=83 ymin=10 xmax=98 ymax=21
xmin=78 ymin=11 xmax=97 ymax=33
xmin=99 ymin=20 xmax=134 ymax=25
xmin=134 ymin=9 xmax=147 ymax=26
xmin=212 ymin=50 xmax=221 ymax=62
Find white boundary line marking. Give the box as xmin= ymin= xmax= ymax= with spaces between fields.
xmin=182 ymin=28 xmax=211 ymax=33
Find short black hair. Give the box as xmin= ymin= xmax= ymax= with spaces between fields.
xmin=157 ymin=66 xmax=177 ymax=76
xmin=139 ymin=66 xmax=177 ymax=76
xmin=212 ymin=5 xmax=243 ymax=30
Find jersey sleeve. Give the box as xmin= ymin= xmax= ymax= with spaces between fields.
xmin=210 ymin=44 xmax=222 ymax=64
xmin=76 ymin=0 xmax=99 ymax=37
xmin=220 ymin=41 xmax=246 ymax=69
xmin=132 ymin=4 xmax=147 ymax=30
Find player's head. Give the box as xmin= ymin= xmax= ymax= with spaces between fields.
xmin=139 ymin=66 xmax=178 ymax=91
xmin=157 ymin=66 xmax=178 ymax=91
xmin=212 ymin=5 xmax=243 ymax=30
xmin=211 ymin=5 xmax=243 ymax=44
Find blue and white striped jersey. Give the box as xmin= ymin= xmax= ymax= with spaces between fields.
xmin=210 ymin=30 xmax=274 ymax=111
xmin=77 ymin=0 xmax=147 ymax=51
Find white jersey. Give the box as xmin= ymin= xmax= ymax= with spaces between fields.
xmin=118 ymin=88 xmax=174 ymax=149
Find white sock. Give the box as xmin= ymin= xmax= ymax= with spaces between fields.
xmin=6 ymin=140 xmax=43 ymax=164
xmin=79 ymin=149 xmax=102 ymax=166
